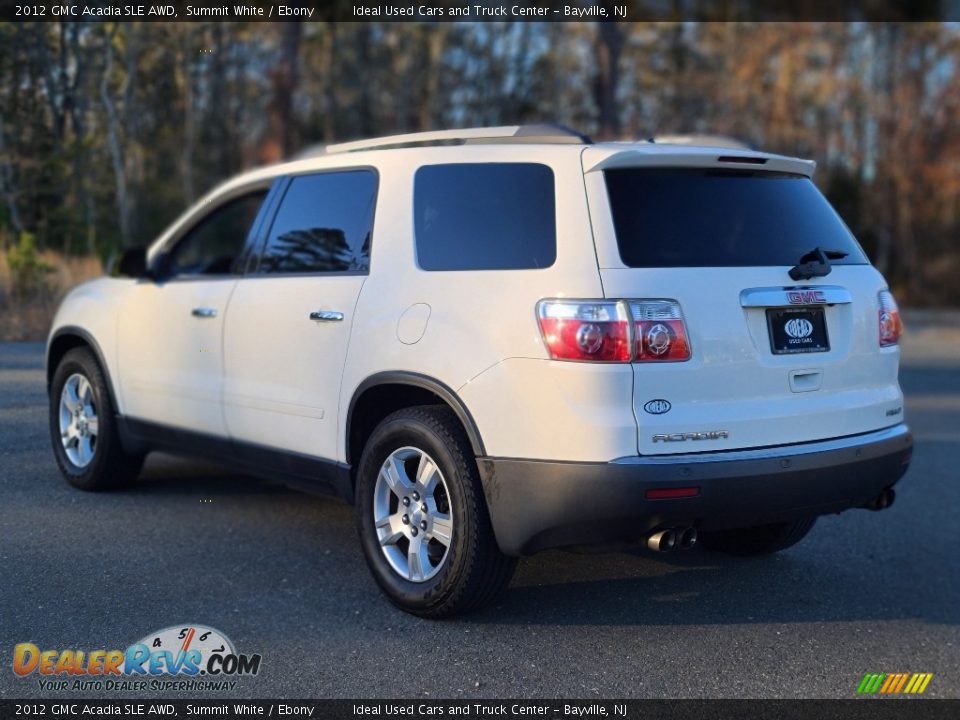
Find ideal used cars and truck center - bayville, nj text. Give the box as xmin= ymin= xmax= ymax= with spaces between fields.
xmin=15 ymin=3 xmax=624 ymax=18
xmin=350 ymin=4 xmax=625 ymax=17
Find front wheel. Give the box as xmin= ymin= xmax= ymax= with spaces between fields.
xmin=49 ymin=347 xmax=144 ymax=491
xmin=355 ymin=406 xmax=516 ymax=618
xmin=700 ymin=517 xmax=817 ymax=557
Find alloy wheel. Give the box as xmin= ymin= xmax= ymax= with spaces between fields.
xmin=372 ymin=446 xmax=453 ymax=582
xmin=59 ymin=373 xmax=99 ymax=468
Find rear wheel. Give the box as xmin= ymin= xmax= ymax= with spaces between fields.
xmin=355 ymin=406 xmax=516 ymax=618
xmin=700 ymin=517 xmax=816 ymax=556
xmin=49 ymin=347 xmax=144 ymax=491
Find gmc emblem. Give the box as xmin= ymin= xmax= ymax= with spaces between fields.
xmin=788 ymin=290 xmax=827 ymax=305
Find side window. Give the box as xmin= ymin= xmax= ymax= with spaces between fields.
xmin=169 ymin=190 xmax=268 ymax=276
xmin=258 ymin=170 xmax=377 ymax=274
xmin=414 ymin=163 xmax=556 ymax=271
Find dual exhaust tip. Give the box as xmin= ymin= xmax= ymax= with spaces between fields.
xmin=646 ymin=487 xmax=896 ymax=553
xmin=864 ymin=487 xmax=896 ymax=511
xmin=647 ymin=527 xmax=698 ymax=552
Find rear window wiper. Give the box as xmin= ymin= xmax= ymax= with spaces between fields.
xmin=789 ymin=247 xmax=849 ymax=280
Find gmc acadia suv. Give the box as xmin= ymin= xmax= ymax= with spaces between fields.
xmin=47 ymin=125 xmax=912 ymax=617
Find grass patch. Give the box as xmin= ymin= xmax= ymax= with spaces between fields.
xmin=0 ymin=245 xmax=103 ymax=342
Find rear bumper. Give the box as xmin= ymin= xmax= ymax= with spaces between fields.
xmin=478 ymin=424 xmax=913 ymax=556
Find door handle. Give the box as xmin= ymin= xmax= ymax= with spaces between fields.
xmin=309 ymin=310 xmax=344 ymax=322
xmin=191 ymin=307 xmax=218 ymax=318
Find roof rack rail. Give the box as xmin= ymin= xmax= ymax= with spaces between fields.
xmin=323 ymin=124 xmax=591 ymax=154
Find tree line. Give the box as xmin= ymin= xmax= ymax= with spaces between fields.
xmin=1 ymin=21 xmax=958 ymax=305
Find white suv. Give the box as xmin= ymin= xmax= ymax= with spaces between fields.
xmin=47 ymin=125 xmax=913 ymax=617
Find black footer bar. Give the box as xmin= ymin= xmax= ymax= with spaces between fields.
xmin=2 ymin=699 xmax=958 ymax=720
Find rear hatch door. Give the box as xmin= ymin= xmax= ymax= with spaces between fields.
xmin=582 ymin=146 xmax=904 ymax=455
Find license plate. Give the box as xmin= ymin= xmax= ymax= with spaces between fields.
xmin=766 ymin=308 xmax=830 ymax=355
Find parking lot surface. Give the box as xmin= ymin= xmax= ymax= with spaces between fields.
xmin=1 ymin=315 xmax=957 ymax=698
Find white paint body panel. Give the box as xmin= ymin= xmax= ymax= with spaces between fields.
xmin=49 ymin=277 xmax=129 ymax=407
xmin=458 ymin=359 xmax=638 ymax=462
xmin=222 ymin=275 xmax=364 ymax=459
xmin=117 ymin=278 xmax=237 ymax=435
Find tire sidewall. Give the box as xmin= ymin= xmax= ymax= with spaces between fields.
xmin=355 ymin=411 xmax=477 ymax=612
xmin=49 ymin=349 xmax=117 ymax=489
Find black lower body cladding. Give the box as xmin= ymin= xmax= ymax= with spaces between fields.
xmin=478 ymin=425 xmax=913 ymax=556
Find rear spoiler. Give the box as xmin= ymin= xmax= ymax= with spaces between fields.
xmin=583 ymin=148 xmax=816 ymax=177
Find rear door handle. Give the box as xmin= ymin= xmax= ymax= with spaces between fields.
xmin=191 ymin=307 xmax=218 ymax=318
xmin=309 ymin=310 xmax=344 ymax=322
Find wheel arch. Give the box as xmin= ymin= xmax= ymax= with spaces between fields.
xmin=47 ymin=327 xmax=118 ymax=407
xmin=345 ymin=372 xmax=486 ymax=468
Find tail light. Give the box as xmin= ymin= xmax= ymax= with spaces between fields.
xmin=537 ymin=299 xmax=691 ymax=363
xmin=878 ymin=290 xmax=902 ymax=347
xmin=629 ymin=300 xmax=691 ymax=361
xmin=537 ymin=300 xmax=632 ymax=362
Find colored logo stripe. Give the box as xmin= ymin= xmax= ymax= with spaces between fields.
xmin=857 ymin=673 xmax=886 ymax=694
xmin=857 ymin=672 xmax=933 ymax=694
xmin=904 ymin=673 xmax=934 ymax=694
xmin=880 ymin=673 xmax=907 ymax=693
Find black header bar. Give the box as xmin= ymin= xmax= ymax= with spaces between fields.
xmin=2 ymin=0 xmax=958 ymax=23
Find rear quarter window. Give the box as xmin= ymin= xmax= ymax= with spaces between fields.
xmin=604 ymin=168 xmax=869 ymax=268
xmin=414 ymin=163 xmax=556 ymax=271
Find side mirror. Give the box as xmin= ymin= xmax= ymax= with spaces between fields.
xmin=149 ymin=251 xmax=173 ymax=280
xmin=111 ymin=246 xmax=149 ymax=278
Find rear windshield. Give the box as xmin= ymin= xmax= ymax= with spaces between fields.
xmin=604 ymin=168 xmax=868 ymax=268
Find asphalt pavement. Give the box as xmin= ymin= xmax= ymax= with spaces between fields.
xmin=1 ymin=314 xmax=957 ymax=699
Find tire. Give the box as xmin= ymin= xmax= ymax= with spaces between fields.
xmin=700 ymin=517 xmax=817 ymax=557
xmin=355 ymin=406 xmax=516 ymax=618
xmin=49 ymin=347 xmax=144 ymax=491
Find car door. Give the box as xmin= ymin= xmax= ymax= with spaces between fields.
xmin=116 ymin=185 xmax=271 ymax=436
xmin=222 ymin=169 xmax=377 ymax=462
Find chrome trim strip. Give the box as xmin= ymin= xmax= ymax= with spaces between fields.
xmin=739 ymin=285 xmax=853 ymax=308
xmin=612 ymin=425 xmax=910 ymax=465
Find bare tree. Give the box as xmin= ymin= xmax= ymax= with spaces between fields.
xmin=0 ymin=113 xmax=24 ymax=236
xmin=260 ymin=22 xmax=302 ymax=163
xmin=593 ymin=13 xmax=625 ymax=138
xmin=100 ymin=26 xmax=128 ymax=245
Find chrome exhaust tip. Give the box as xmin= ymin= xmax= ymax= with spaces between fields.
xmin=865 ymin=487 xmax=896 ymax=511
xmin=647 ymin=529 xmax=678 ymax=552
xmin=679 ymin=527 xmax=698 ymax=550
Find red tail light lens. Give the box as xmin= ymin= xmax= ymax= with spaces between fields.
xmin=630 ymin=300 xmax=691 ymax=362
xmin=537 ymin=300 xmax=632 ymax=362
xmin=537 ymin=299 xmax=691 ymax=363
xmin=878 ymin=290 xmax=902 ymax=347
